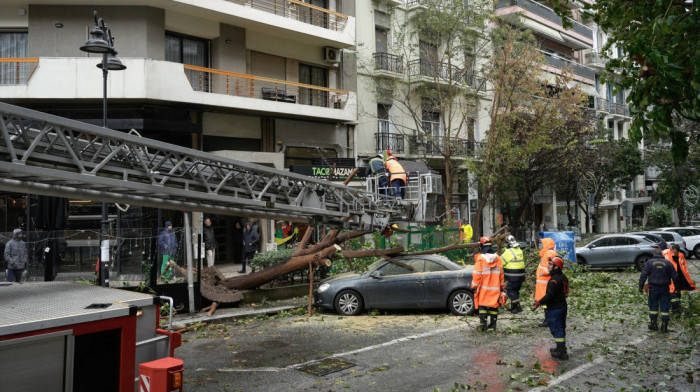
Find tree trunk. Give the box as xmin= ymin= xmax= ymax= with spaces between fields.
xmin=444 ymin=158 xmax=453 ymax=222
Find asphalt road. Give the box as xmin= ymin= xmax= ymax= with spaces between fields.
xmin=179 ymin=271 xmax=699 ymax=392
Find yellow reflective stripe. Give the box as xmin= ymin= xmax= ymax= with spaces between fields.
xmin=479 ymin=310 xmax=488 ymax=314
xmin=503 ymin=263 xmax=526 ymax=269
xmin=554 ymin=338 xmax=565 ymax=343
xmin=660 ymin=312 xmax=669 ymax=316
xmin=648 ymin=311 xmax=658 ymax=314
xmin=489 ymin=311 xmax=498 ymax=315
xmin=511 ymin=299 xmax=520 ymax=304
xmin=481 ymin=286 xmax=501 ymax=291
xmin=671 ymin=298 xmax=680 ymax=302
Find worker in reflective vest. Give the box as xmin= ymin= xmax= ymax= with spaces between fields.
xmin=663 ymin=244 xmax=697 ymax=312
xmin=501 ymin=235 xmax=525 ymax=314
xmin=472 ymin=237 xmax=505 ymax=332
xmin=536 ymin=237 xmax=557 ymax=327
xmin=365 ymin=154 xmax=389 ymax=194
xmin=384 ymin=150 xmax=407 ymax=198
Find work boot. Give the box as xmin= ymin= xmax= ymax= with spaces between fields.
xmin=648 ymin=319 xmax=658 ymax=331
xmin=551 ymin=345 xmax=569 ymax=360
xmin=538 ymin=318 xmax=548 ymax=327
xmin=478 ymin=314 xmax=488 ymax=333
xmin=487 ymin=315 xmax=497 ymax=332
xmin=510 ymin=302 xmax=523 ymax=314
xmin=660 ymin=320 xmax=669 ymax=333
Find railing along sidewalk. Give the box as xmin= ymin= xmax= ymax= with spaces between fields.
xmin=183 ymin=64 xmax=349 ymax=109
xmin=226 ymin=0 xmax=348 ymax=31
xmin=0 ymin=58 xmax=39 ymax=85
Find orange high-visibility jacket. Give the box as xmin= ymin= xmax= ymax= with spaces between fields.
xmin=385 ymin=158 xmax=407 ymax=184
xmin=535 ymin=238 xmax=557 ymax=301
xmin=663 ymin=249 xmax=697 ymax=292
xmin=471 ymin=252 xmax=505 ymax=308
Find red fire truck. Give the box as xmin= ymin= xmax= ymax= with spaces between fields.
xmin=0 ymin=281 xmax=183 ymax=392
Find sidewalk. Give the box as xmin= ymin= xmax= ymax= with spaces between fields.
xmin=170 ymin=296 xmax=308 ymax=330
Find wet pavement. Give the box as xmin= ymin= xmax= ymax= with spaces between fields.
xmin=176 ymin=268 xmax=700 ymax=392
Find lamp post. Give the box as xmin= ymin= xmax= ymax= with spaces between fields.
xmin=80 ymin=11 xmax=126 ymax=287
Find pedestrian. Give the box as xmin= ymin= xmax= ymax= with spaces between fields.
xmin=248 ymin=217 xmax=261 ymax=251
xmin=232 ymin=221 xmax=244 ymax=266
xmin=384 ymin=150 xmax=407 ymax=198
xmin=534 ymin=237 xmax=557 ymax=327
xmin=501 ymin=235 xmax=525 ymax=313
xmin=663 ymin=244 xmax=696 ymax=313
xmin=532 ymin=256 xmax=570 ymax=360
xmin=639 ymin=249 xmax=677 ymax=333
xmin=4 ymin=228 xmax=28 ymax=283
xmin=203 ymin=218 xmax=216 ymax=268
xmin=241 ymin=222 xmax=260 ymax=274
xmin=471 ymin=237 xmax=505 ymax=332
xmin=157 ymin=221 xmax=178 ymax=280
xmin=366 ymin=154 xmax=390 ymax=195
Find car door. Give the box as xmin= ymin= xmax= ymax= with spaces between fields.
xmin=615 ymin=236 xmax=643 ymax=266
xmin=364 ymin=259 xmax=426 ymax=309
xmin=586 ymin=237 xmax=615 ymax=266
xmin=421 ymin=259 xmax=454 ymax=308
xmin=675 ymin=228 xmax=700 ymax=252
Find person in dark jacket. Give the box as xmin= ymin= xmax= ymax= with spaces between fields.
xmin=365 ymin=154 xmax=389 ymax=194
xmin=639 ymin=249 xmax=677 ymax=333
xmin=241 ymin=222 xmax=259 ymax=274
xmin=533 ymin=256 xmax=569 ymax=360
xmin=232 ymin=221 xmax=244 ymax=266
xmin=158 ymin=221 xmax=178 ymax=279
xmin=4 ymin=228 xmax=28 ymax=282
xmin=203 ymin=218 xmax=216 ymax=268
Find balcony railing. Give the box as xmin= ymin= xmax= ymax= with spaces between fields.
xmin=374 ymin=52 xmax=404 ymax=74
xmin=226 ymin=0 xmax=348 ymax=31
xmin=594 ymin=97 xmax=609 ymax=112
xmin=495 ymin=0 xmax=593 ymax=40
xmin=609 ymin=102 xmax=630 ymax=117
xmin=376 ymin=131 xmax=405 ymax=153
xmin=541 ymin=51 xmax=595 ymax=80
xmin=0 ymin=58 xmax=39 ymax=85
xmin=584 ymin=51 xmax=608 ymax=67
xmin=183 ymin=64 xmax=348 ymax=109
xmin=408 ymin=59 xmax=463 ymax=82
xmin=409 ymin=134 xmax=480 ymax=156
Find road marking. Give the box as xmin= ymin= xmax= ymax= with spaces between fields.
xmin=287 ymin=324 xmax=466 ymax=370
xmin=530 ymin=335 xmax=647 ymax=391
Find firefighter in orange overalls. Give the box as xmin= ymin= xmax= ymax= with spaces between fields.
xmin=384 ymin=150 xmax=407 ymax=198
xmin=535 ymin=238 xmax=558 ymax=327
xmin=471 ymin=237 xmax=505 ymax=332
xmin=663 ymin=244 xmax=697 ymax=312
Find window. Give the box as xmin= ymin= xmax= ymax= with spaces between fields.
xmin=284 ymin=146 xmax=337 ymax=167
xmin=0 ymin=31 xmax=28 ymax=85
xmin=379 ymin=259 xmax=423 ymax=276
xmin=375 ymin=27 xmax=388 ymax=53
xmin=166 ymin=32 xmax=210 ymax=91
xmin=424 ymin=260 xmax=448 ymax=272
xmin=377 ymin=104 xmax=390 ymax=133
xmin=299 ymin=63 xmax=329 ymax=107
xmin=593 ymin=238 xmax=612 ymax=247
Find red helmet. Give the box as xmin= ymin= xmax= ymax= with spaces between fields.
xmin=550 ymin=256 xmax=564 ymax=269
xmin=479 ymin=236 xmax=491 ymax=245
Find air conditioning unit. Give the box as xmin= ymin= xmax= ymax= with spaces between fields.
xmin=324 ymin=47 xmax=340 ymax=63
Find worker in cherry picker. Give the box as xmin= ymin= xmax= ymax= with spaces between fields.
xmin=365 ymin=153 xmax=389 ymax=194
xmin=384 ymin=150 xmax=407 ymax=199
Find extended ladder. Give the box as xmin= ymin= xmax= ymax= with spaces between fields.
xmin=0 ymin=102 xmax=408 ymax=228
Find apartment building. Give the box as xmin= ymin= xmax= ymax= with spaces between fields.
xmin=0 ymin=1 xmax=358 ymax=270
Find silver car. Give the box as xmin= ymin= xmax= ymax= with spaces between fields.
xmin=314 ymin=255 xmax=475 ymax=316
xmin=576 ymin=234 xmax=659 ymax=270
xmin=655 ymin=227 xmax=700 ymax=258
xmin=648 ymin=231 xmax=689 ymax=257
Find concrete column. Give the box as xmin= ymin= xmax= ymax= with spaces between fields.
xmin=601 ymin=209 xmax=609 ymax=233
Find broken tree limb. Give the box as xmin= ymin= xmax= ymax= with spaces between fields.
xmin=207 ymin=302 xmax=218 ymax=317
xmin=295 ymin=229 xmax=339 ymax=257
xmin=341 ymin=247 xmax=404 ymax=259
xmin=292 ymin=226 xmax=314 ymax=257
xmin=403 ymin=243 xmax=479 ymax=256
xmin=381 ymin=255 xmax=415 ymax=271
xmin=342 ymin=168 xmax=359 ymax=185
xmin=308 ymin=262 xmax=314 ymax=316
xmin=176 ymin=322 xmax=206 ymax=334
xmin=335 ymin=230 xmax=372 ymax=244
xmin=224 ymin=244 xmax=341 ymax=290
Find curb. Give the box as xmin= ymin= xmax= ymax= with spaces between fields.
xmin=171 ymin=303 xmax=306 ymax=330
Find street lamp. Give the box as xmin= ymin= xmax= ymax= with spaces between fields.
xmin=80 ymin=11 xmax=126 ymax=287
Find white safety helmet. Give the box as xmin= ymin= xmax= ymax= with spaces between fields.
xmin=506 ymin=235 xmax=519 ymax=247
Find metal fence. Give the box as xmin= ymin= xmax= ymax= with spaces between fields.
xmin=374 ymin=52 xmax=404 ymax=74
xmin=0 ymin=58 xmax=38 ymax=85
xmin=226 ymin=0 xmax=348 ymax=31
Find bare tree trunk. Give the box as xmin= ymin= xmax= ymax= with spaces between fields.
xmin=444 ymin=158 xmax=453 ymax=222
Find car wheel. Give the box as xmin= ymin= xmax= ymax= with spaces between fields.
xmin=334 ymin=290 xmax=363 ymax=316
xmin=448 ymin=289 xmax=475 ymax=316
xmin=635 ymin=254 xmax=650 ymax=271
xmin=576 ymin=256 xmax=587 ymax=266
xmin=694 ymin=245 xmax=700 ymax=259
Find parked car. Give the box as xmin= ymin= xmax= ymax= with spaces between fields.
xmin=575 ymin=234 xmax=659 ymax=270
xmin=629 ymin=232 xmax=667 ymax=250
xmin=314 ymin=255 xmax=475 ymax=316
xmin=648 ymin=230 xmax=689 ymax=257
xmin=654 ymin=227 xmax=700 ymax=258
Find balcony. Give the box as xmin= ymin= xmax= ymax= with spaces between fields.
xmin=584 ymin=51 xmax=608 ymax=71
xmin=0 ymin=58 xmax=38 ymax=85
xmin=541 ymin=51 xmax=595 ymax=84
xmin=594 ymin=97 xmax=609 ymax=113
xmin=376 ymin=130 xmax=405 ymax=153
xmin=374 ymin=52 xmax=404 ymax=75
xmin=409 ymin=134 xmax=480 ymax=156
xmin=495 ymin=0 xmax=593 ymax=49
xmin=226 ymin=0 xmax=348 ymax=31
xmin=0 ymin=58 xmax=356 ymax=122
xmin=408 ymin=59 xmax=463 ymax=84
xmin=609 ymin=102 xmax=630 ymax=117
xmin=184 ymin=64 xmax=348 ymax=110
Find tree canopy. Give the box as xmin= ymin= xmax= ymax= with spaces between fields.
xmin=546 ymin=0 xmax=700 ymax=163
